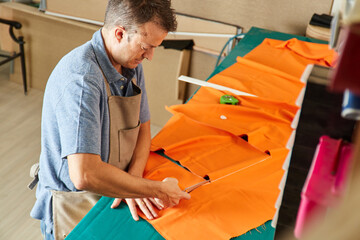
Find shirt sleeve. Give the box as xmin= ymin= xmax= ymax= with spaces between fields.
xmin=137 ymin=64 xmax=151 ymax=123
xmin=55 ymin=75 xmax=102 ymax=158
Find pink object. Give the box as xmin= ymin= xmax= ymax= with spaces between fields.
xmin=294 ymin=135 xmax=353 ymax=238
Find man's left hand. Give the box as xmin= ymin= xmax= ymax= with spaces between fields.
xmin=111 ymin=197 xmax=164 ymax=221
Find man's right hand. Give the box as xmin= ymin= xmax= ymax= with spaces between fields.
xmin=155 ymin=177 xmax=191 ymax=208
xmin=111 ymin=177 xmax=190 ymax=221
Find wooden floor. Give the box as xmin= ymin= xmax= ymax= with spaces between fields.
xmin=0 ymin=69 xmax=42 ymax=239
xmin=0 ymin=67 xmax=162 ymax=240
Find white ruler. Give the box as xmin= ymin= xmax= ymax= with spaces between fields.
xmin=178 ymin=75 xmax=257 ymax=97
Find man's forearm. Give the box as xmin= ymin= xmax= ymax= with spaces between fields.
xmin=68 ymin=152 xmax=163 ymax=199
xmin=67 ymin=121 xmax=153 ymax=198
xmin=67 ymin=152 xmax=191 ymax=207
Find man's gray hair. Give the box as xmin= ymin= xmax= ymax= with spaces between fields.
xmin=104 ymin=0 xmax=177 ymax=32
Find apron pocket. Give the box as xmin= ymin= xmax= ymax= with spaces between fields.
xmin=118 ymin=121 xmax=141 ymax=170
xmin=52 ymin=190 xmax=100 ymax=240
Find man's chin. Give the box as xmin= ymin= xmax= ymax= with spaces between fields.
xmin=123 ymin=63 xmax=138 ymax=69
xmin=134 ymin=60 xmax=143 ymax=65
xmin=127 ymin=61 xmax=142 ymax=69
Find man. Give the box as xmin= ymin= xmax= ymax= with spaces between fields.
xmin=30 ymin=0 xmax=190 ymax=239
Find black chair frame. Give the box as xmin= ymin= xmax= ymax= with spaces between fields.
xmin=0 ymin=18 xmax=27 ymax=94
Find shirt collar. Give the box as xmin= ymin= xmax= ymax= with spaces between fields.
xmin=91 ymin=29 xmax=135 ymax=83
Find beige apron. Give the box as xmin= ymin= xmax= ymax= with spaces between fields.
xmin=52 ymin=69 xmax=142 ymax=240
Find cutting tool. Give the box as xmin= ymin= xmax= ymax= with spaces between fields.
xmin=183 ymin=180 xmax=211 ymax=193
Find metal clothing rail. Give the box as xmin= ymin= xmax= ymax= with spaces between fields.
xmin=0 ymin=18 xmax=27 ymax=94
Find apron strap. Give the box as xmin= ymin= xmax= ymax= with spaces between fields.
xmin=92 ymin=45 xmax=138 ymax=97
xmin=102 ymin=72 xmax=112 ymax=98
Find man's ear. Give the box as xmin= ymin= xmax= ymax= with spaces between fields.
xmin=114 ymin=26 xmax=125 ymax=42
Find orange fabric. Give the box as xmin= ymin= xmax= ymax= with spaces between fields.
xmin=142 ymin=151 xmax=285 ymax=240
xmin=164 ymin=134 xmax=270 ymax=180
xmin=187 ymin=87 xmax=299 ymax=124
xmin=143 ymin=152 xmax=204 ymax=189
xmin=152 ymin=110 xmax=285 ymax=154
xmin=140 ymin=37 xmax=333 ymax=240
xmin=167 ymin=104 xmax=293 ymax=148
xmin=243 ymin=38 xmax=336 ymax=78
xmin=207 ymin=57 xmax=305 ymax=105
xmin=151 ymin=112 xmax=234 ymax=152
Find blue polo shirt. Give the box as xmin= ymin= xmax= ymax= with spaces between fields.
xmin=30 ymin=29 xmax=150 ymax=234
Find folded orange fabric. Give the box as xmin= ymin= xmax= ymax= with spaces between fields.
xmin=243 ymin=38 xmax=336 ymax=78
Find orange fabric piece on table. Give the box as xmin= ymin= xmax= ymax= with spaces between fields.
xmin=207 ymin=57 xmax=305 ymax=105
xmin=140 ymin=37 xmax=332 ymax=239
xmin=187 ymin=87 xmax=299 ymax=124
xmin=142 ymin=150 xmax=285 ymax=240
xmin=243 ymin=38 xmax=336 ymax=78
xmin=163 ymin=134 xmax=270 ymax=180
xmin=151 ymin=112 xmax=235 ymax=152
xmin=151 ymin=110 xmax=289 ymax=176
xmin=151 ymin=108 xmax=287 ymax=156
xmin=167 ymin=104 xmax=293 ymax=149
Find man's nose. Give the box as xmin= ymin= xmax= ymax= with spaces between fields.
xmin=143 ymin=48 xmax=154 ymax=61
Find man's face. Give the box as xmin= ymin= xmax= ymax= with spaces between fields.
xmin=112 ymin=21 xmax=168 ymax=69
